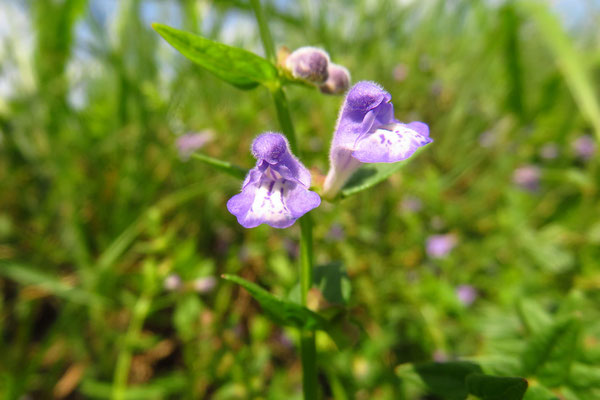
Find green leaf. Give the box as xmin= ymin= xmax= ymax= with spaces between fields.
xmin=221 ymin=274 xmax=329 ymax=330
xmin=0 ymin=261 xmax=106 ymax=306
xmin=517 ymin=299 xmax=553 ymax=335
xmin=152 ymin=23 xmax=278 ymax=90
xmin=521 ymin=317 xmax=580 ymax=387
xmin=313 ymin=262 xmax=351 ymax=305
xmin=568 ymin=363 xmax=600 ymax=390
xmin=340 ymin=147 xmax=427 ymax=198
xmin=466 ymin=374 xmax=528 ymax=400
xmin=516 ymin=1 xmax=600 ymax=140
xmin=522 ymin=384 xmax=560 ymax=400
xmin=409 ymin=361 xmax=483 ymax=400
xmin=80 ymin=373 xmax=187 ymax=399
xmin=191 ymin=152 xmax=248 ymax=179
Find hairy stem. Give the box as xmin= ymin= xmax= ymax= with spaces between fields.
xmin=251 ymin=1 xmax=318 ymax=398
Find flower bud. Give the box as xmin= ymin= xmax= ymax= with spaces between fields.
xmin=319 ymin=63 xmax=351 ymax=95
xmin=285 ymin=47 xmax=330 ymax=84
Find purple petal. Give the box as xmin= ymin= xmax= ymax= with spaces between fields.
xmin=352 ymin=123 xmax=432 ymax=163
xmin=252 ymin=132 xmax=311 ymax=187
xmin=331 ymin=82 xmax=394 ymax=150
xmin=228 ymin=177 xmax=319 ymax=229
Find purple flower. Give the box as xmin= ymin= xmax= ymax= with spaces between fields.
xmin=164 ymin=274 xmax=182 ymax=291
xmin=320 ymin=63 xmax=351 ymax=95
xmin=400 ymin=195 xmax=423 ymax=213
xmin=572 ymin=135 xmax=596 ymax=160
xmin=540 ymin=143 xmax=559 ymax=160
xmin=426 ymin=233 xmax=457 ymax=258
xmin=455 ymin=284 xmax=477 ymax=306
xmin=285 ymin=46 xmax=330 ymax=84
xmin=392 ymin=63 xmax=409 ymax=82
xmin=322 ymin=81 xmax=432 ymax=199
xmin=176 ymin=131 xmax=213 ymax=159
xmin=193 ymin=276 xmax=217 ymax=294
xmin=227 ymin=133 xmax=321 ymax=228
xmin=513 ymin=165 xmax=541 ymax=192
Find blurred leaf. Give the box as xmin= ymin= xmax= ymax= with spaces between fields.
xmin=80 ymin=373 xmax=187 ymax=399
xmin=340 ymin=147 xmax=427 ymax=198
xmin=313 ymin=262 xmax=351 ymax=305
xmin=174 ymin=294 xmax=202 ymax=341
xmin=517 ymin=299 xmax=553 ymax=335
xmin=191 ymin=152 xmax=248 ymax=179
xmin=152 ymin=23 xmax=278 ymax=90
xmin=221 ymin=274 xmax=329 ymax=330
xmin=517 ymin=1 xmax=600 ymax=139
xmin=521 ymin=317 xmax=580 ymax=387
xmin=466 ymin=373 xmax=528 ymax=400
xmin=0 ymin=261 xmax=106 ymax=306
xmin=401 ymin=361 xmax=483 ymax=400
xmin=568 ymin=363 xmax=600 ymax=390
xmin=522 ymin=384 xmax=560 ymax=400
xmin=518 ymin=228 xmax=574 ymax=273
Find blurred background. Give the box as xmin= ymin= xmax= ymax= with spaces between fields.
xmin=1 ymin=0 xmax=599 ymax=399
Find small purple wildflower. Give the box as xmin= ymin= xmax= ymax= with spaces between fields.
xmin=400 ymin=195 xmax=423 ymax=213
xmin=193 ymin=276 xmax=217 ymax=294
xmin=164 ymin=274 xmax=182 ymax=291
xmin=285 ymin=46 xmax=330 ymax=84
xmin=227 ymin=133 xmax=321 ymax=228
xmin=320 ymin=63 xmax=351 ymax=95
xmin=426 ymin=234 xmax=457 ymax=258
xmin=176 ymin=131 xmax=213 ymax=159
xmin=572 ymin=135 xmax=596 ymax=160
xmin=455 ymin=284 xmax=477 ymax=306
xmin=478 ymin=130 xmax=496 ymax=148
xmin=322 ymin=81 xmax=432 ymax=199
xmin=326 ymin=223 xmax=345 ymax=241
xmin=540 ymin=143 xmax=559 ymax=160
xmin=392 ymin=64 xmax=409 ymax=82
xmin=513 ymin=165 xmax=541 ymax=192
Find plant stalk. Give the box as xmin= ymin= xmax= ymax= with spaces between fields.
xmin=251 ymin=1 xmax=318 ymax=398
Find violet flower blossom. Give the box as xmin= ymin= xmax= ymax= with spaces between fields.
xmin=320 ymin=63 xmax=351 ymax=95
xmin=227 ymin=133 xmax=321 ymax=228
xmin=285 ymin=47 xmax=330 ymax=84
xmin=455 ymin=284 xmax=477 ymax=306
xmin=176 ymin=131 xmax=213 ymax=159
xmin=513 ymin=165 xmax=540 ymax=192
xmin=426 ymin=233 xmax=457 ymax=258
xmin=572 ymin=135 xmax=596 ymax=160
xmin=322 ymin=81 xmax=432 ymax=199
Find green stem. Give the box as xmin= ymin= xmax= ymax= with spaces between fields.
xmin=250 ymin=0 xmax=276 ymax=63
xmin=112 ymin=294 xmax=151 ymax=400
xmin=272 ymin=87 xmax=299 ymax=154
xmin=250 ymin=1 xmax=318 ymax=398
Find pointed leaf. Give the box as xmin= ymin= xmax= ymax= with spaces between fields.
xmin=466 ymin=374 xmax=528 ymax=400
xmin=403 ymin=361 xmax=483 ymax=400
xmin=340 ymin=147 xmax=427 ymax=198
xmin=521 ymin=317 xmax=580 ymax=387
xmin=153 ymin=23 xmax=278 ymax=90
xmin=517 ymin=299 xmax=553 ymax=335
xmin=221 ymin=274 xmax=328 ymax=330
